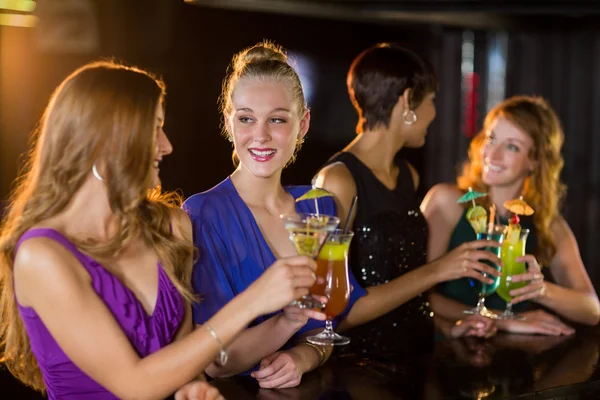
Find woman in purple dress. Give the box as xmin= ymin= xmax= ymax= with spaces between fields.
xmin=0 ymin=61 xmax=319 ymax=400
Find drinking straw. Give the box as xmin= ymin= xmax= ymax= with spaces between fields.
xmin=342 ymin=196 xmax=358 ymax=235
xmin=488 ymin=203 xmax=496 ymax=234
xmin=313 ymin=185 xmax=320 ymax=217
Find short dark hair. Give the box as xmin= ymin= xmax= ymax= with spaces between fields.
xmin=347 ymin=43 xmax=438 ymax=133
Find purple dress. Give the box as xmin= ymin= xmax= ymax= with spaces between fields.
xmin=15 ymin=228 xmax=186 ymax=400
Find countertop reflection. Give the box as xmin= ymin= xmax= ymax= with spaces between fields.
xmin=211 ymin=327 xmax=600 ymax=400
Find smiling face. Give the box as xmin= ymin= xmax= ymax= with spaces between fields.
xmin=227 ymin=78 xmax=309 ymax=179
xmin=150 ymin=101 xmax=173 ymax=188
xmin=481 ymin=116 xmax=535 ymax=187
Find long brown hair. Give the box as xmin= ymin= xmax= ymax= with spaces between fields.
xmin=0 ymin=61 xmax=195 ymax=392
xmin=458 ymin=96 xmax=566 ymax=266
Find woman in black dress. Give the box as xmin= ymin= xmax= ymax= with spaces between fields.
xmin=314 ymin=43 xmax=499 ymax=358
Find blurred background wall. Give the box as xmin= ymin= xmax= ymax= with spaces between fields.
xmin=1 ymin=1 xmax=600 ymax=397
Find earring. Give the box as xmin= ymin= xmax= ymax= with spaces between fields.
xmin=92 ymin=164 xmax=105 ymax=182
xmin=403 ymin=109 xmax=417 ymax=126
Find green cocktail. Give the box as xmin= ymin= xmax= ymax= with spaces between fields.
xmin=496 ymin=228 xmax=530 ymax=320
xmin=497 ymin=238 xmax=527 ymax=301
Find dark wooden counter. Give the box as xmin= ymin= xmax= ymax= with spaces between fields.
xmin=3 ymin=328 xmax=600 ymax=399
xmin=211 ymin=327 xmax=600 ymax=400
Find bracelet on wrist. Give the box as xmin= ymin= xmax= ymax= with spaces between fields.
xmin=204 ymin=322 xmax=229 ymax=367
xmin=298 ymin=340 xmax=327 ymax=367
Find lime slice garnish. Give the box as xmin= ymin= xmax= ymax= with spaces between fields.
xmin=466 ymin=205 xmax=486 ymax=220
xmin=293 ymin=234 xmax=320 ymax=256
xmin=466 ymin=205 xmax=488 ymax=234
xmin=295 ymin=188 xmax=334 ymax=202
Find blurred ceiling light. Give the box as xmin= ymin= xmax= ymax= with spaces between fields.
xmin=33 ymin=0 xmax=99 ymax=53
xmin=0 ymin=0 xmax=36 ymax=13
xmin=288 ymin=51 xmax=316 ymax=106
xmin=0 ymin=13 xmax=37 ymax=27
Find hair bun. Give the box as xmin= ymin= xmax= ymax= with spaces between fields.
xmin=234 ymin=41 xmax=287 ymax=71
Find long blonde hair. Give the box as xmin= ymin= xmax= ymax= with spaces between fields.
xmin=458 ymin=96 xmax=566 ymax=266
xmin=0 ymin=61 xmax=195 ymax=392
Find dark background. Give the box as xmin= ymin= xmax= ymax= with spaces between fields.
xmin=2 ymin=1 xmax=600 ymax=397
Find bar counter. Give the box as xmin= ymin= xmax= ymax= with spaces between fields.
xmin=2 ymin=327 xmax=599 ymax=399
xmin=211 ymin=326 xmax=600 ymax=400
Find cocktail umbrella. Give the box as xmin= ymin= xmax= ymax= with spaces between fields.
xmin=457 ymin=187 xmax=488 ymax=208
xmin=296 ymin=187 xmax=334 ymax=216
xmin=504 ymin=196 xmax=534 ymax=216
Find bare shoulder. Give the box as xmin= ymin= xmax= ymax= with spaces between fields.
xmin=313 ymin=162 xmax=357 ymax=199
xmin=170 ymin=207 xmax=193 ymax=243
xmin=405 ymin=161 xmax=420 ymax=191
xmin=421 ymin=183 xmax=464 ymax=214
xmin=13 ymin=236 xmax=89 ymax=306
xmin=550 ymin=215 xmax=577 ymax=244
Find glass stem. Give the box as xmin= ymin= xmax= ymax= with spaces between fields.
xmin=324 ymin=318 xmax=334 ymax=334
xmin=505 ymin=302 xmax=513 ymax=315
xmin=476 ymin=292 xmax=486 ymax=311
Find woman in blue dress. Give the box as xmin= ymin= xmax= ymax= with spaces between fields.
xmin=184 ymin=41 xmax=367 ymax=389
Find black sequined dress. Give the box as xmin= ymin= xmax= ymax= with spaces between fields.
xmin=327 ymin=152 xmax=434 ymax=359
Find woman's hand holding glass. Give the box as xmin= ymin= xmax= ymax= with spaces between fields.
xmin=246 ymin=255 xmax=328 ymax=319
xmin=506 ymin=254 xmax=547 ymax=304
xmin=431 ymin=239 xmax=503 ymax=284
xmin=282 ymin=300 xmax=328 ymax=328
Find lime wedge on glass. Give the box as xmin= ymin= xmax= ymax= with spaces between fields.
xmin=466 ymin=205 xmax=488 ymax=234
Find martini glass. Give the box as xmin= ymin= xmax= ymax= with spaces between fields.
xmin=280 ymin=212 xmax=340 ymax=309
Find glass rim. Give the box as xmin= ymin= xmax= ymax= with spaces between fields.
xmin=279 ymin=212 xmax=340 ymax=223
xmin=327 ymin=228 xmax=354 ymax=237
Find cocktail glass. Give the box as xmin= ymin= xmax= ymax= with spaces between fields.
xmin=307 ymin=229 xmax=353 ymax=346
xmin=463 ymin=225 xmax=506 ymax=319
xmin=280 ymin=212 xmax=340 ymax=309
xmin=495 ymin=229 xmax=530 ymax=320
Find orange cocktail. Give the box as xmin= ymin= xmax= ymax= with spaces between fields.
xmin=307 ymin=230 xmax=353 ymax=346
xmin=313 ymin=242 xmax=351 ymax=317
